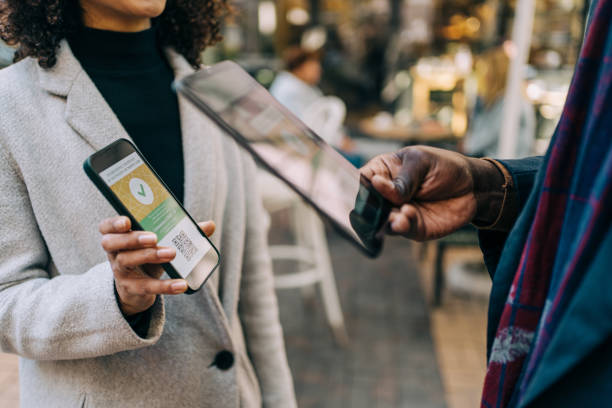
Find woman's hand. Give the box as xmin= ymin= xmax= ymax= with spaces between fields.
xmin=99 ymin=216 xmax=216 ymax=316
xmin=361 ymin=146 xmax=504 ymax=241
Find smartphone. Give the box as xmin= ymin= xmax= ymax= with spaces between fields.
xmin=84 ymin=138 xmax=220 ymax=294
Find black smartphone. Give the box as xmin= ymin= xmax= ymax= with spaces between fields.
xmin=84 ymin=138 xmax=220 ymax=294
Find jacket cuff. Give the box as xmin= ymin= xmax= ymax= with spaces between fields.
xmin=472 ymin=158 xmax=520 ymax=232
xmin=95 ymin=262 xmax=165 ymax=348
xmin=113 ymin=283 xmax=156 ymax=339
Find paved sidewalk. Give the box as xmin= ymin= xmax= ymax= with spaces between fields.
xmin=276 ymin=232 xmax=446 ymax=408
xmin=431 ymin=294 xmax=488 ymax=408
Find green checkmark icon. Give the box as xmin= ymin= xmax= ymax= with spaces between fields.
xmin=137 ymin=184 xmax=146 ymax=197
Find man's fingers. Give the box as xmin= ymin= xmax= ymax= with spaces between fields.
xmin=361 ymin=154 xmax=395 ymax=181
xmin=360 ymin=163 xmax=379 ymax=181
xmin=101 ymin=231 xmax=157 ymax=253
xmin=389 ymin=211 xmax=411 ymax=235
xmin=371 ymin=175 xmax=397 ymax=199
xmin=114 ymin=247 xmax=176 ymax=269
xmin=99 ymin=216 xmax=131 ymax=234
xmin=363 ymin=148 xmax=429 ymax=206
xmin=392 ymin=149 xmax=428 ymax=204
xmin=362 ymin=154 xmax=406 ymax=203
xmin=387 ymin=204 xmax=423 ymax=240
xmin=119 ymin=277 xmax=188 ymax=296
xmin=198 ymin=221 xmax=216 ymax=237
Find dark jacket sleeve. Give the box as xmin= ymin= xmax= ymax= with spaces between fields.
xmin=478 ymin=157 xmax=544 ymax=278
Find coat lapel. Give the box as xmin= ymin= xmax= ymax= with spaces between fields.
xmin=38 ymin=41 xmax=219 ymax=215
xmin=164 ymin=50 xmax=219 ymax=225
xmin=165 ymin=50 xmax=230 ymax=303
xmin=38 ymin=40 xmax=131 ymax=151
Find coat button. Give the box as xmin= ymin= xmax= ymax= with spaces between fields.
xmin=212 ymin=350 xmax=234 ymax=370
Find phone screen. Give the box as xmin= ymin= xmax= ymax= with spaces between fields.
xmin=99 ymin=152 xmax=213 ymax=279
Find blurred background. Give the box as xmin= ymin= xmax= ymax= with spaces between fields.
xmin=0 ymin=0 xmax=588 ymax=406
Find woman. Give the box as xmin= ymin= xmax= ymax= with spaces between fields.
xmin=0 ymin=1 xmax=296 ymax=407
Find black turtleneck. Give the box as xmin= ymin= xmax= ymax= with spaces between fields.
xmin=69 ymin=27 xmax=184 ymax=203
xmin=69 ymin=27 xmax=184 ymax=337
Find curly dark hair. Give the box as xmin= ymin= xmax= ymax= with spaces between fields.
xmin=0 ymin=0 xmax=231 ymax=68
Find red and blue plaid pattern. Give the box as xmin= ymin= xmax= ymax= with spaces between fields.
xmin=481 ymin=1 xmax=612 ymax=406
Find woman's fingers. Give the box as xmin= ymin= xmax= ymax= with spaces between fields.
xmin=117 ymin=276 xmax=188 ymax=296
xmin=114 ymin=247 xmax=176 ymax=269
xmin=198 ymin=220 xmax=216 ymax=237
xmin=99 ymin=216 xmax=131 ymax=234
xmin=101 ymin=217 xmax=216 ymax=311
xmin=101 ymin=231 xmax=157 ymax=252
xmin=98 ymin=216 xmax=190 ymax=315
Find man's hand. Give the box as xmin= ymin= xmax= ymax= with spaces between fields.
xmin=361 ymin=146 xmax=504 ymax=241
xmin=99 ymin=216 xmax=216 ymax=316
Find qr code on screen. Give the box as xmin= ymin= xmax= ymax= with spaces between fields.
xmin=171 ymin=230 xmax=197 ymax=262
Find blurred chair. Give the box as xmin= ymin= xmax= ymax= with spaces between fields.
xmin=419 ymin=225 xmax=482 ymax=307
xmin=302 ymin=96 xmax=346 ymax=147
xmin=259 ymin=171 xmax=349 ymax=347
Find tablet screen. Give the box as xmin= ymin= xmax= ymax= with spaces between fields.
xmin=176 ymin=61 xmax=390 ymax=256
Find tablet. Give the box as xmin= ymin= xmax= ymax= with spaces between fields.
xmin=173 ymin=61 xmax=391 ymax=257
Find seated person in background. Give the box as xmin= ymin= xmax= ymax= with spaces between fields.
xmin=464 ymin=46 xmax=535 ymax=158
xmin=270 ymin=46 xmax=324 ymax=120
xmin=270 ymin=46 xmax=361 ymax=165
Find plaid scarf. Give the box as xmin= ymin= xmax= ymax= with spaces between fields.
xmin=481 ymin=1 xmax=612 ymax=407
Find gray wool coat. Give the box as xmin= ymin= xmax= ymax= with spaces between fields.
xmin=0 ymin=41 xmax=297 ymax=408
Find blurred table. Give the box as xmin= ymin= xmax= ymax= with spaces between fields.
xmin=359 ymin=117 xmax=458 ymax=144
